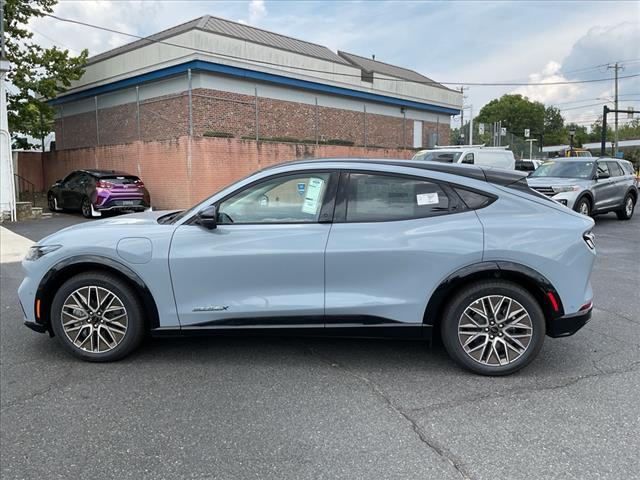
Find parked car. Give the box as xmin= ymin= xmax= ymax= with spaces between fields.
xmin=515 ymin=159 xmax=543 ymax=172
xmin=21 ymin=159 xmax=596 ymax=376
xmin=48 ymin=169 xmax=151 ymax=218
xmin=413 ymin=146 xmax=516 ymax=170
xmin=527 ymin=157 xmax=637 ymax=219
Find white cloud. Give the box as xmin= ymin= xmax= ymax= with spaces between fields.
xmin=249 ymin=0 xmax=267 ymax=24
xmin=513 ymin=61 xmax=584 ymax=105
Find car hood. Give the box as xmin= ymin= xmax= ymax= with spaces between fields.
xmin=38 ymin=210 xmax=179 ymax=245
xmin=526 ymin=177 xmax=592 ymax=188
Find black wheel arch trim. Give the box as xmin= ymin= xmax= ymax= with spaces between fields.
xmin=424 ymin=260 xmax=565 ymax=330
xmin=35 ymin=254 xmax=160 ymax=334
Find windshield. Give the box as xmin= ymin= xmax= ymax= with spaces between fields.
xmin=413 ymin=151 xmax=463 ymax=163
xmin=530 ymin=161 xmax=595 ymax=179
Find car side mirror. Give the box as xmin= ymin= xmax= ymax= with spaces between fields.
xmin=197 ymin=205 xmax=217 ymax=229
xmin=597 ymin=172 xmax=610 ymax=180
xmin=55 ymin=179 xmax=62 ymax=184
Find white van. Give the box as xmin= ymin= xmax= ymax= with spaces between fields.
xmin=412 ymin=145 xmax=516 ymax=170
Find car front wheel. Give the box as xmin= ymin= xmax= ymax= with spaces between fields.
xmin=50 ymin=272 xmax=145 ymax=362
xmin=575 ymin=196 xmax=591 ymax=217
xmin=440 ymin=280 xmax=546 ymax=376
xmin=616 ymin=194 xmax=635 ymax=220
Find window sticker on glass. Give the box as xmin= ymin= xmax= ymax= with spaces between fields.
xmin=301 ymin=177 xmax=325 ymax=214
xmin=416 ymin=192 xmax=439 ymax=205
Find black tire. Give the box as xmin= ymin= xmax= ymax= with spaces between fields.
xmin=615 ymin=193 xmax=635 ymax=220
xmin=440 ymin=280 xmax=546 ymax=376
xmin=574 ymin=196 xmax=591 ymax=217
xmin=50 ymin=271 xmax=146 ymax=362
xmin=81 ymin=196 xmax=93 ymax=218
xmin=47 ymin=194 xmax=56 ymax=212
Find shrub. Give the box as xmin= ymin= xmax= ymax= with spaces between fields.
xmin=202 ymin=131 xmax=234 ymax=138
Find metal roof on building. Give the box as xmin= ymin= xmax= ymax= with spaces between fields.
xmin=87 ymin=15 xmax=350 ymax=66
xmin=337 ymin=51 xmax=452 ymax=91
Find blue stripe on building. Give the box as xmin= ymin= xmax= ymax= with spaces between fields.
xmin=49 ymin=59 xmax=460 ymax=115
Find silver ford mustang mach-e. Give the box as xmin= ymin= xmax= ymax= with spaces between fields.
xmin=19 ymin=159 xmax=596 ymax=375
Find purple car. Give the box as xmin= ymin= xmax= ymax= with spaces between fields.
xmin=47 ymin=169 xmax=151 ymax=218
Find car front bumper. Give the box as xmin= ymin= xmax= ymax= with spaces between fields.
xmin=547 ymin=306 xmax=592 ymax=337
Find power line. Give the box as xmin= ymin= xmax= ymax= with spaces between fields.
xmin=42 ymin=13 xmax=640 ymax=88
xmin=558 ymin=100 xmax=639 ymax=112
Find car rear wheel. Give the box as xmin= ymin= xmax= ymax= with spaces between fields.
xmin=50 ymin=272 xmax=145 ymax=362
xmin=574 ymin=196 xmax=591 ymax=217
xmin=616 ymin=194 xmax=635 ymax=220
xmin=440 ymin=280 xmax=546 ymax=376
xmin=81 ymin=196 xmax=93 ymax=218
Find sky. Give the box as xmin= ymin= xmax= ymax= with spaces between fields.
xmin=25 ymin=0 xmax=640 ymax=131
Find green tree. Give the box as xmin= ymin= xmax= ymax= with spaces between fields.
xmin=476 ymin=94 xmax=546 ymax=140
xmin=3 ymin=0 xmax=88 ymax=149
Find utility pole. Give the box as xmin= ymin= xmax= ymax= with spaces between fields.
xmin=607 ymin=62 xmax=624 ymax=156
xmin=459 ymin=86 xmax=468 ymax=145
xmin=469 ymin=105 xmax=473 ymax=145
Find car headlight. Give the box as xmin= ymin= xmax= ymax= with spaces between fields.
xmin=552 ymin=185 xmax=581 ymax=193
xmin=24 ymin=245 xmax=62 ymax=261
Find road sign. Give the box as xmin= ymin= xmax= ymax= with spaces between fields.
xmin=628 ymin=107 xmax=635 ymax=119
xmin=479 ymin=124 xmax=485 ymax=135
xmin=524 ymin=128 xmax=530 ymax=138
xmin=501 ymin=127 xmax=507 ymax=136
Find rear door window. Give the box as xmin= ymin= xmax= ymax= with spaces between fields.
xmin=606 ymin=161 xmax=623 ymax=177
xmin=345 ymin=173 xmax=451 ymax=222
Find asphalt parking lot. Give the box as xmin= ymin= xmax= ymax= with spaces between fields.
xmin=1 ymin=212 xmax=639 ymax=480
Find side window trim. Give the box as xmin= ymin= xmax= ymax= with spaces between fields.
xmin=336 ymin=170 xmax=469 ymax=224
xmin=190 ymin=170 xmax=339 ymax=226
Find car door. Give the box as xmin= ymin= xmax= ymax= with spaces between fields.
xmin=606 ymin=161 xmax=625 ymax=206
xmin=593 ymin=162 xmax=616 ymax=211
xmin=169 ymin=171 xmax=337 ymax=328
xmin=324 ymin=170 xmax=484 ymax=335
xmin=60 ymin=172 xmax=83 ymax=209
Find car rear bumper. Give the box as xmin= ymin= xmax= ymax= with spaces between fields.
xmin=96 ymin=199 xmax=150 ymax=212
xmin=547 ymin=307 xmax=592 ymax=337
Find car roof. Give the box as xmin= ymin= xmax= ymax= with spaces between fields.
xmin=271 ymin=157 xmax=528 ymax=186
xmin=78 ymin=169 xmax=137 ymax=177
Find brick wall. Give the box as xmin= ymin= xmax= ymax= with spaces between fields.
xmin=41 ymin=136 xmax=415 ymax=209
xmin=55 ymin=87 xmax=449 ymax=150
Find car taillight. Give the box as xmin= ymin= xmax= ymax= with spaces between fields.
xmin=97 ymin=180 xmax=113 ymax=188
xmin=134 ymin=180 xmax=145 ymax=188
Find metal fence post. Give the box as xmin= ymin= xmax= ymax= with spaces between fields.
xmin=187 ymin=69 xmax=193 ymax=137
xmin=363 ymin=104 xmax=367 ymax=148
xmin=255 ymin=87 xmax=259 ymax=141
xmin=60 ymin=104 xmax=64 ymax=149
xmin=402 ymin=109 xmax=406 ymax=148
xmin=95 ymin=95 xmax=99 ymax=146
xmin=136 ymin=86 xmax=141 ymax=141
xmin=315 ymin=97 xmax=319 ymax=146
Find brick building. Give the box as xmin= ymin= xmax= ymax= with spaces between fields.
xmin=51 ymin=15 xmax=461 ymax=150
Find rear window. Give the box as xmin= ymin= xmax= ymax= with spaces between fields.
xmin=413 ymin=151 xmax=463 ymax=163
xmin=101 ymin=176 xmax=140 ymax=184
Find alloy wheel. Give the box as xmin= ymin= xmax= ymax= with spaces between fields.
xmin=579 ymin=201 xmax=590 ymax=216
xmin=626 ymin=196 xmax=633 ymax=216
xmin=458 ymin=295 xmax=533 ymax=367
xmin=61 ymin=286 xmax=128 ymax=353
xmin=82 ymin=198 xmax=91 ymax=217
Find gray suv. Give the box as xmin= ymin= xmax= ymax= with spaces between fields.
xmin=527 ymin=157 xmax=637 ymax=219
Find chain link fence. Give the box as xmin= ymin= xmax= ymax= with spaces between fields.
xmin=54 ymin=71 xmax=443 ymax=151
